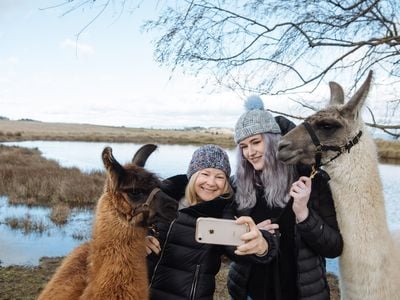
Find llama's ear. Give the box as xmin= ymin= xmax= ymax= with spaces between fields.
xmin=328 ymin=82 xmax=344 ymax=106
xmin=341 ymin=70 xmax=373 ymax=119
xmin=132 ymin=144 xmax=157 ymax=167
xmin=161 ymin=174 xmax=188 ymax=201
xmin=102 ymin=147 xmax=125 ymax=190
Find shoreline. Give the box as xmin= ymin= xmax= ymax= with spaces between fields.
xmin=1 ymin=119 xmax=399 ymax=161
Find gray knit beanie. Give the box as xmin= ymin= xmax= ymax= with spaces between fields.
xmin=187 ymin=144 xmax=231 ymax=179
xmin=234 ymin=95 xmax=281 ymax=144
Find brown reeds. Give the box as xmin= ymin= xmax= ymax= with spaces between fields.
xmin=49 ymin=204 xmax=70 ymax=225
xmin=375 ymin=138 xmax=400 ymax=161
xmin=0 ymin=145 xmax=104 ymax=208
xmin=4 ymin=215 xmax=46 ymax=234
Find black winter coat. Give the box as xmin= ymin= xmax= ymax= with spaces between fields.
xmin=148 ymin=197 xmax=229 ymax=300
xmin=226 ymin=116 xmax=343 ymax=300
xmin=148 ymin=195 xmax=279 ymax=300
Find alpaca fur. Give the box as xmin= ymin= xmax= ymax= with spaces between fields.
xmin=38 ymin=145 xmax=178 ymax=300
xmin=278 ymin=71 xmax=400 ymax=300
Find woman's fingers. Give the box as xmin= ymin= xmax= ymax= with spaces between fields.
xmin=235 ymin=216 xmax=255 ymax=227
xmin=257 ymin=219 xmax=271 ymax=229
xmin=145 ymin=236 xmax=161 ymax=255
xmin=234 ymin=216 xmax=268 ymax=256
xmin=257 ymin=219 xmax=279 ymax=233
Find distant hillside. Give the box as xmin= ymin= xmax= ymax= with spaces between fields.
xmin=0 ymin=119 xmax=399 ymax=161
xmin=0 ymin=120 xmax=235 ymax=148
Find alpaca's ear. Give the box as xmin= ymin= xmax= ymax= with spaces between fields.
xmin=102 ymin=147 xmax=125 ymax=191
xmin=341 ymin=70 xmax=373 ymax=120
xmin=328 ymin=82 xmax=344 ymax=106
xmin=132 ymin=144 xmax=157 ymax=167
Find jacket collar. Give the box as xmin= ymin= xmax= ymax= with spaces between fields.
xmin=180 ymin=196 xmax=232 ymax=218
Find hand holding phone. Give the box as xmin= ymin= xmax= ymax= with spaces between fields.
xmin=195 ymin=217 xmax=249 ymax=246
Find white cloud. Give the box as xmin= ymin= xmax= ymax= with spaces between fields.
xmin=0 ymin=56 xmax=19 ymax=66
xmin=60 ymin=38 xmax=94 ymax=58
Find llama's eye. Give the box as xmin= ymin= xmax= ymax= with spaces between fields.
xmin=322 ymin=124 xmax=334 ymax=130
xmin=317 ymin=122 xmax=340 ymax=131
xmin=127 ymin=189 xmax=145 ymax=198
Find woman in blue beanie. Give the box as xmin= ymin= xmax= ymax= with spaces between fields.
xmin=146 ymin=144 xmax=276 ymax=300
xmin=225 ymin=96 xmax=343 ymax=300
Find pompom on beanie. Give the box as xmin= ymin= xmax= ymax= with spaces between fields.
xmin=187 ymin=144 xmax=231 ymax=179
xmin=234 ymin=95 xmax=281 ymax=144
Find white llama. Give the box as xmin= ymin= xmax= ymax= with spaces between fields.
xmin=277 ymin=71 xmax=400 ymax=300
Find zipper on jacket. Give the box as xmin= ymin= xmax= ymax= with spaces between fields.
xmin=189 ymin=264 xmax=200 ymax=300
xmin=149 ymin=219 xmax=176 ymax=287
xmin=293 ymin=221 xmax=301 ymax=297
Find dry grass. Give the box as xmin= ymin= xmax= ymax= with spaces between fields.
xmin=1 ymin=120 xmax=399 ymax=161
xmin=375 ymin=138 xmax=400 ymax=161
xmin=0 ymin=120 xmax=234 ymax=148
xmin=0 ymin=145 xmax=104 ymax=208
xmin=0 ymin=257 xmax=63 ymax=300
xmin=49 ymin=203 xmax=71 ymax=225
xmin=4 ymin=215 xmax=47 ymax=234
xmin=0 ymin=256 xmax=339 ymax=300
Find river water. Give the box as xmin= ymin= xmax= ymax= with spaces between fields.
xmin=0 ymin=141 xmax=399 ymax=276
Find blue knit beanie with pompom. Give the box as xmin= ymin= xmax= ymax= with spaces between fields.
xmin=234 ymin=95 xmax=281 ymax=144
xmin=187 ymin=144 xmax=231 ymax=179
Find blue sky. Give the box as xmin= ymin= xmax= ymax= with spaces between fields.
xmin=0 ymin=1 xmax=249 ymax=129
xmin=1 ymin=1 xmax=398 ymax=131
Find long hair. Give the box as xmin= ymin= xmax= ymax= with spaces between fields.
xmin=235 ymin=133 xmax=298 ymax=210
xmin=185 ymin=171 xmax=234 ymax=206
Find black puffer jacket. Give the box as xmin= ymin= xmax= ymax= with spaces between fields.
xmin=148 ymin=197 xmax=228 ymax=300
xmin=226 ymin=116 xmax=343 ymax=300
xmin=148 ymin=195 xmax=279 ymax=300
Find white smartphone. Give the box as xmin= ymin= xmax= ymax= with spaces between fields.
xmin=195 ymin=217 xmax=249 ymax=246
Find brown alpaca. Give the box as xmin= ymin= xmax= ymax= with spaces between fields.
xmin=38 ymin=144 xmax=178 ymax=300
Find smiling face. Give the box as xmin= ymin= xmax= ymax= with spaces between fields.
xmin=194 ymin=168 xmax=228 ymax=201
xmin=239 ymin=134 xmax=266 ymax=171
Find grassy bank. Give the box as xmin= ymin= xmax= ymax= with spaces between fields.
xmin=1 ymin=120 xmax=399 ymax=161
xmin=0 ymin=256 xmax=340 ymax=300
xmin=0 ymin=145 xmax=104 ymax=207
xmin=0 ymin=120 xmax=234 ymax=148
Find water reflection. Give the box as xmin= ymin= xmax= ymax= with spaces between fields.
xmin=1 ymin=141 xmax=233 ymax=177
xmin=0 ymin=196 xmax=92 ymax=266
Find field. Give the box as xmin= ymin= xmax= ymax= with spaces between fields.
xmin=0 ymin=120 xmax=235 ymax=148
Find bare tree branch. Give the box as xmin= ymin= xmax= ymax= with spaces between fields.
xmin=58 ymin=0 xmax=400 ymax=138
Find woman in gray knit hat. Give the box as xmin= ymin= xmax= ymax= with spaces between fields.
xmin=224 ymin=96 xmax=343 ymax=300
xmin=146 ymin=144 xmax=270 ymax=300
